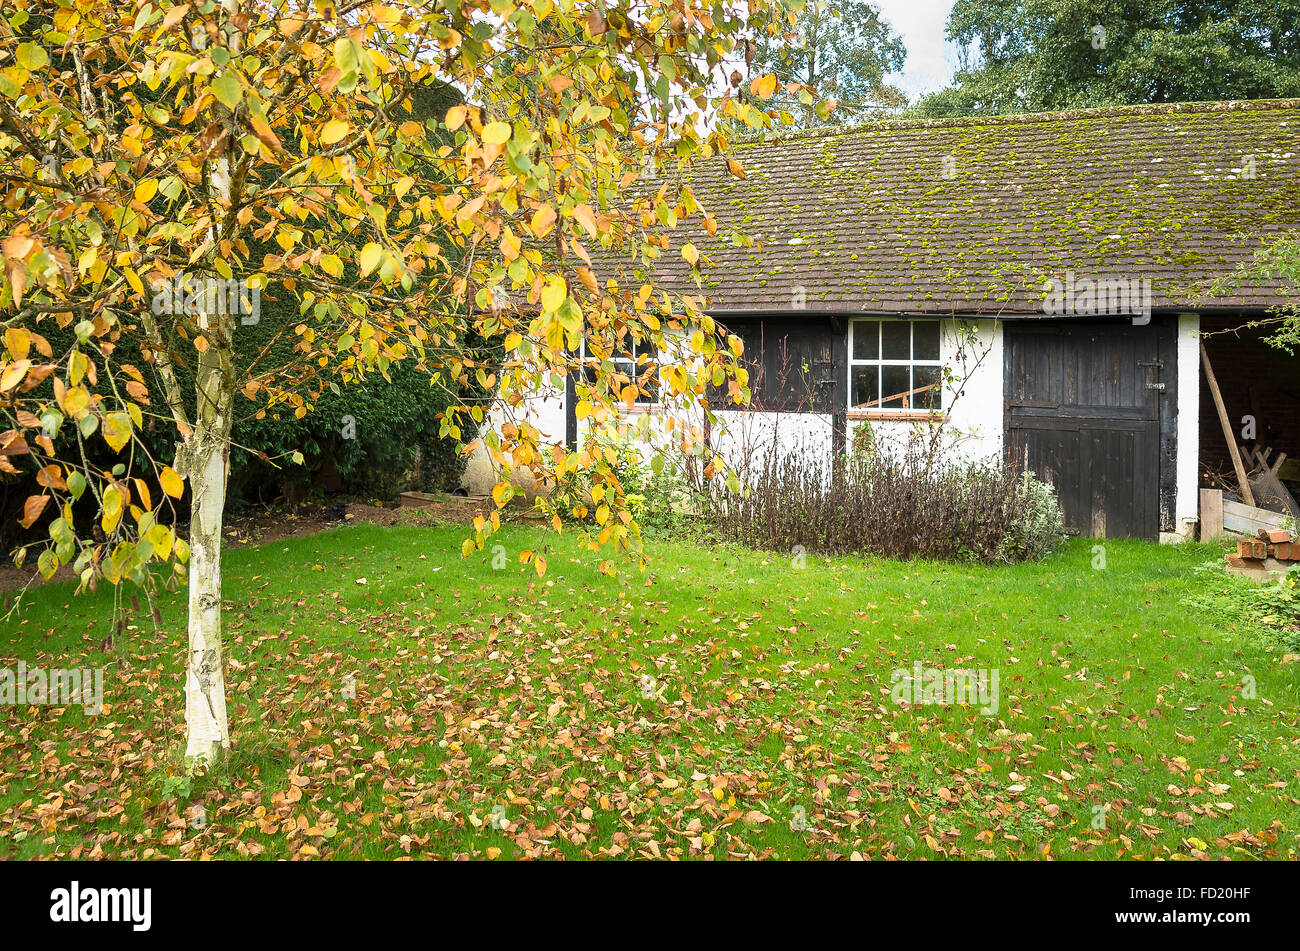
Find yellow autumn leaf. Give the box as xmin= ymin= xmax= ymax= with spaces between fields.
xmin=4 ymin=326 xmax=31 ymax=361
xmin=500 ymin=229 xmax=521 ymax=262
xmin=750 ymin=73 xmax=778 ymax=99
xmin=159 ymin=465 xmax=185 ymax=499
xmin=445 ymin=105 xmax=467 ymax=131
xmin=540 ymin=276 xmax=566 ymax=312
xmin=101 ymin=484 xmax=125 ymax=534
xmin=0 ymin=359 xmax=30 ymax=393
xmin=482 ymin=121 xmax=511 ymax=145
xmin=573 ymin=204 xmax=598 ymax=236
xmin=61 ymin=385 xmax=91 ymax=417
xmin=148 ymin=523 xmax=173 ymax=560
xmin=17 ymin=42 xmax=48 ymax=70
xmin=320 ymin=119 xmax=349 ymax=145
xmin=101 ymin=412 xmax=132 ymax=453
xmin=358 ymin=242 xmax=383 ymax=276
xmin=681 ymin=243 xmax=700 ymax=266
xmin=530 ymin=205 xmax=556 ymax=237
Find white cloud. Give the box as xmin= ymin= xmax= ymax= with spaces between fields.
xmin=874 ymin=0 xmax=961 ymax=99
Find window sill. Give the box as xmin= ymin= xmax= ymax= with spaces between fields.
xmin=848 ymin=409 xmax=945 ymax=422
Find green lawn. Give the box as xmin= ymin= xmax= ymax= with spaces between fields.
xmin=1 ymin=523 xmax=1297 ymax=860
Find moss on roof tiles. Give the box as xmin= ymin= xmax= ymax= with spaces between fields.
xmin=625 ymin=99 xmax=1300 ymax=313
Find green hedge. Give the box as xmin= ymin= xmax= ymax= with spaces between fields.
xmin=2 ymin=308 xmax=496 ymax=549
xmin=225 ymin=321 xmax=491 ymax=505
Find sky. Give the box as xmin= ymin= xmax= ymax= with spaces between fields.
xmin=874 ymin=0 xmax=961 ymax=98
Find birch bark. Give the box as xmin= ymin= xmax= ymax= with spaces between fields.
xmin=183 ymin=0 xmax=240 ymax=764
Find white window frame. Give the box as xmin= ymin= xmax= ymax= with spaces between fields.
xmin=847 ymin=318 xmax=945 ymax=414
xmin=580 ymin=334 xmax=660 ymax=407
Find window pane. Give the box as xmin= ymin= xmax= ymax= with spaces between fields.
xmin=913 ymin=365 xmax=943 ymax=411
xmin=913 ymin=321 xmax=940 ymax=361
xmin=852 ymin=321 xmax=878 ymax=360
xmin=881 ymin=365 xmax=910 ymax=408
xmin=638 ymin=346 xmax=658 ymax=404
xmin=851 ymin=365 xmax=879 ymax=408
xmin=612 ymin=332 xmax=642 ymax=361
xmin=881 ymin=321 xmax=910 ymax=360
xmin=610 ymin=358 xmax=634 ymax=397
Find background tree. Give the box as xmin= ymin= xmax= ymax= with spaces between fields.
xmin=0 ymin=0 xmax=803 ymax=764
xmin=1209 ymin=232 xmax=1300 ymax=350
xmin=749 ymin=0 xmax=906 ymax=126
xmin=914 ymin=0 xmax=1300 ymax=116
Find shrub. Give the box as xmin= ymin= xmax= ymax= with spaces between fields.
xmin=708 ymin=437 xmax=1065 ymax=563
xmin=226 ymin=352 xmax=487 ymax=506
xmin=1184 ymin=561 xmax=1300 ymax=650
xmin=548 ymin=438 xmax=702 ymax=539
xmin=1002 ymin=471 xmax=1068 ymax=562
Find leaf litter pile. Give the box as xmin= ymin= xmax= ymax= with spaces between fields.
xmin=2 ymin=524 xmax=1298 ymax=860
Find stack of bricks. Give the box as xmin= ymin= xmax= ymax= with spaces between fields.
xmin=1225 ymin=528 xmax=1298 ymax=572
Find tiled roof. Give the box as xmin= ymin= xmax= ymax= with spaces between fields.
xmin=629 ymin=100 xmax=1300 ymax=315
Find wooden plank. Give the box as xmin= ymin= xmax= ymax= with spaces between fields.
xmin=1006 ymin=321 xmax=1161 ymax=540
xmin=399 ymin=491 xmax=488 ymax=509
xmin=1200 ymin=488 xmax=1224 ymax=540
xmin=1222 ymin=498 xmax=1289 ymax=535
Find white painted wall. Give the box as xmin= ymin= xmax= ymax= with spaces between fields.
xmin=852 ymin=318 xmax=1003 ymax=463
xmin=1169 ymin=312 xmax=1202 ymax=542
xmin=711 ymin=408 xmax=836 ymax=488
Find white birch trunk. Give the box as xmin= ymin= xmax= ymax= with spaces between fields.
xmin=183 ymin=6 xmax=238 ymax=762
xmin=184 ymin=432 xmax=230 ymax=762
xmin=181 ymin=295 xmax=236 ymax=764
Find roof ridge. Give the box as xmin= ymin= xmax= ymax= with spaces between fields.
xmin=729 ymin=98 xmax=1300 ymax=147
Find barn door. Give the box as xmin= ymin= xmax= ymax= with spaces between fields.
xmin=1005 ymin=321 xmax=1165 ymax=540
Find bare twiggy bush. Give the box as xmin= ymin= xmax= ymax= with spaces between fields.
xmin=709 ymin=437 xmax=1064 ymax=563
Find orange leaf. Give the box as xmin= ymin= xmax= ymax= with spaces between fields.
xmin=19 ymin=494 xmax=48 ymax=529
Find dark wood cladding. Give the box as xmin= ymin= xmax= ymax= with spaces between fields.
xmin=715 ymin=315 xmax=845 ymax=416
xmin=1004 ymin=317 xmax=1176 ymax=540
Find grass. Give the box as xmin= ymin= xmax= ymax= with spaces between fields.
xmin=1 ymin=523 xmax=1298 ymax=860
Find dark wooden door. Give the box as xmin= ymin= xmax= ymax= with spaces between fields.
xmin=1005 ymin=322 xmax=1165 ymax=540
